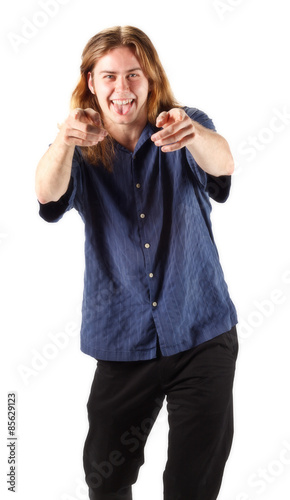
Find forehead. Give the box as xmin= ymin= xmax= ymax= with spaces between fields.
xmin=94 ymin=46 xmax=143 ymax=73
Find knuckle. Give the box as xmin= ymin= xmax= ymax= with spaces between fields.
xmin=174 ymin=108 xmax=184 ymax=120
xmin=73 ymin=107 xmax=82 ymax=118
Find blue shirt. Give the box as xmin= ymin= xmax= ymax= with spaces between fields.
xmin=39 ymin=107 xmax=238 ymax=361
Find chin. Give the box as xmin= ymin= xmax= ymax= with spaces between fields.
xmin=110 ymin=113 xmax=135 ymax=124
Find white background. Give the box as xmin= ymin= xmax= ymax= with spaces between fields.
xmin=1 ymin=1 xmax=290 ymax=499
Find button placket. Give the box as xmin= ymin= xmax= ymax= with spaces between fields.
xmin=132 ymin=152 xmax=157 ymax=308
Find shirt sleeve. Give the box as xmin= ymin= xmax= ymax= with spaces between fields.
xmin=183 ymin=107 xmax=231 ymax=203
xmin=38 ymin=147 xmax=83 ymax=223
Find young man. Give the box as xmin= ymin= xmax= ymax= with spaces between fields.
xmin=36 ymin=26 xmax=238 ymax=500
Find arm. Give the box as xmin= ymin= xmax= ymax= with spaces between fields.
xmin=35 ymin=108 xmax=107 ymax=204
xmin=151 ymin=108 xmax=234 ymax=177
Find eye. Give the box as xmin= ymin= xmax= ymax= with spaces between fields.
xmin=128 ymin=73 xmax=138 ymax=78
xmin=104 ymin=75 xmax=115 ymax=80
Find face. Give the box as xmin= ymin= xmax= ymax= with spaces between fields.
xmin=88 ymin=46 xmax=150 ymax=132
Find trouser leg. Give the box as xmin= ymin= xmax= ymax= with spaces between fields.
xmin=163 ymin=327 xmax=238 ymax=500
xmin=83 ymin=358 xmax=165 ymax=500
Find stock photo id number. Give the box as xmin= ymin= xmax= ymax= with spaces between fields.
xmin=7 ymin=393 xmax=17 ymax=493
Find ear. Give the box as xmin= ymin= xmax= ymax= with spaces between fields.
xmin=87 ymin=72 xmax=95 ymax=94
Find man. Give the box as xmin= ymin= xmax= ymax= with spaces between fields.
xmin=36 ymin=25 xmax=238 ymax=500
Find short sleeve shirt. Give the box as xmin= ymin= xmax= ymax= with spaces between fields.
xmin=39 ymin=107 xmax=238 ymax=361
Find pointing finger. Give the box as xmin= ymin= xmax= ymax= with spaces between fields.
xmin=156 ymin=111 xmax=169 ymax=128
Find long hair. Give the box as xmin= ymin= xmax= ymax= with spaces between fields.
xmin=70 ymin=26 xmax=180 ymax=169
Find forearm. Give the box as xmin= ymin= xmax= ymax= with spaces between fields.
xmin=151 ymin=109 xmax=234 ymax=177
xmin=35 ymin=129 xmax=75 ymax=204
xmin=36 ymin=108 xmax=108 ymax=204
xmin=186 ymin=121 xmax=234 ymax=177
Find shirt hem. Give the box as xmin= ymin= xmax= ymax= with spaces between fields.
xmin=81 ymin=343 xmax=158 ymax=362
xmin=81 ymin=317 xmax=238 ymax=362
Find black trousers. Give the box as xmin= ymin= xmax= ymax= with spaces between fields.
xmin=83 ymin=327 xmax=238 ymax=500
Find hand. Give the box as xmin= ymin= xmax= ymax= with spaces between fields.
xmin=151 ymin=108 xmax=196 ymax=152
xmin=60 ymin=108 xmax=108 ymax=147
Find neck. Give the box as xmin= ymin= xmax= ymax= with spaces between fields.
xmin=104 ymin=120 xmax=147 ymax=153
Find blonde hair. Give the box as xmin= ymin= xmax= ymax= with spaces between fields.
xmin=71 ymin=25 xmax=180 ymax=169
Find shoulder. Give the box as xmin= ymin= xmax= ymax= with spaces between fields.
xmin=183 ymin=106 xmax=216 ymax=132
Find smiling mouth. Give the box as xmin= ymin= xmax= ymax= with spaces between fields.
xmin=111 ymin=99 xmax=135 ymax=115
xmin=112 ymin=99 xmax=134 ymax=105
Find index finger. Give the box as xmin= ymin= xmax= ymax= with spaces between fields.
xmin=156 ymin=111 xmax=169 ymax=128
xmin=165 ymin=108 xmax=185 ymax=124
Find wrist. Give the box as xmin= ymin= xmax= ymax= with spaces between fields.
xmin=55 ymin=125 xmax=75 ymax=150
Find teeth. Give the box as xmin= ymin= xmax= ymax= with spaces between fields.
xmin=112 ymin=99 xmax=133 ymax=105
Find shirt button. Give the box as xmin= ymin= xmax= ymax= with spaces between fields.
xmin=136 ymin=183 xmax=141 ymax=189
xmin=149 ymin=273 xmax=154 ymax=278
xmin=144 ymin=243 xmax=150 ymax=249
xmin=152 ymin=302 xmax=158 ymax=308
xmin=140 ymin=213 xmax=146 ymax=219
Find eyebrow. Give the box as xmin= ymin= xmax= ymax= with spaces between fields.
xmin=99 ymin=67 xmax=142 ymax=74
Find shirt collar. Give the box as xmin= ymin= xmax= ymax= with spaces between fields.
xmin=115 ymin=122 xmax=159 ymax=155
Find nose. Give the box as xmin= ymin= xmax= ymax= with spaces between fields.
xmin=115 ymin=76 xmax=129 ymax=93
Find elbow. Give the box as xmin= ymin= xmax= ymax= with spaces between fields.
xmin=36 ymin=189 xmax=60 ymax=204
xmin=35 ymin=183 xmax=53 ymax=205
xmin=35 ymin=183 xmax=48 ymax=205
xmin=221 ymin=138 xmax=235 ymax=175
xmin=35 ymin=188 xmax=45 ymax=205
xmin=37 ymin=195 xmax=50 ymax=205
xmin=221 ymin=145 xmax=235 ymax=175
xmin=226 ymin=156 xmax=235 ymax=176
xmin=35 ymin=178 xmax=63 ymax=204
xmin=35 ymin=172 xmax=48 ymax=204
xmin=215 ymin=156 xmax=234 ymax=177
xmin=35 ymin=183 xmax=67 ymax=204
